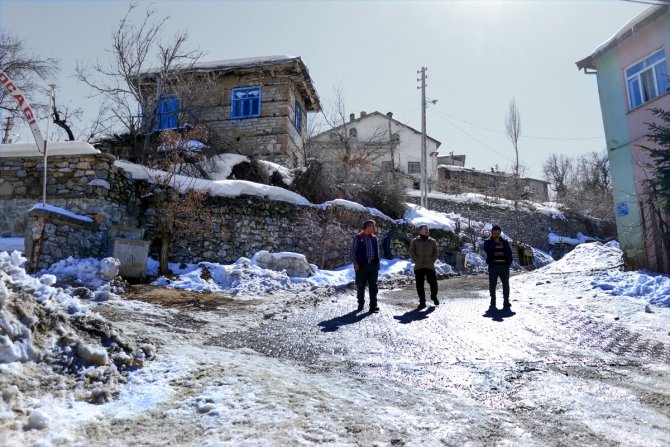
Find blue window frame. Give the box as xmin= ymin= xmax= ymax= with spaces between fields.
xmin=156 ymin=96 xmax=179 ymax=130
xmin=626 ymin=49 xmax=668 ymax=109
xmin=231 ymin=86 xmax=261 ymax=119
xmin=295 ymin=102 xmax=302 ymax=130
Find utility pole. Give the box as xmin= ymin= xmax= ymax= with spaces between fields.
xmin=1 ymin=117 xmax=13 ymax=144
xmin=417 ymin=66 xmax=428 ymax=209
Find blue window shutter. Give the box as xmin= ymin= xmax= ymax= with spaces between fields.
xmin=156 ymin=96 xmax=179 ymax=130
xmin=231 ymin=86 xmax=261 ymax=119
xmin=295 ymin=103 xmax=302 ymax=130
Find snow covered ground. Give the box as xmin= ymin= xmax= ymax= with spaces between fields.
xmin=2 ymin=201 xmax=670 ymax=445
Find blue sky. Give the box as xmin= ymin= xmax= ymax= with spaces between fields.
xmin=0 ymin=0 xmax=651 ymax=179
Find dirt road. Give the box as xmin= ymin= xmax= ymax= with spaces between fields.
xmin=67 ymin=275 xmax=670 ymax=445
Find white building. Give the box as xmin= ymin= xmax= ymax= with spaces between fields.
xmin=309 ymin=111 xmax=441 ymax=189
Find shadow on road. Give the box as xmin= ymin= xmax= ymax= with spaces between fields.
xmin=482 ymin=307 xmax=516 ymax=322
xmin=318 ymin=310 xmax=369 ymax=332
xmin=393 ymin=306 xmax=436 ymax=324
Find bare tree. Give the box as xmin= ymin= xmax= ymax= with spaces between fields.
xmin=75 ymin=3 xmax=209 ymax=163
xmin=542 ymin=151 xmax=613 ymax=220
xmin=146 ymin=126 xmax=212 ymax=275
xmin=505 ymin=98 xmax=522 ymax=177
xmin=0 ymin=32 xmax=58 ymax=140
xmin=543 ymin=153 xmax=573 ymax=201
xmin=310 ymin=87 xmax=389 ymax=172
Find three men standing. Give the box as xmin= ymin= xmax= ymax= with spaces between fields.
xmin=351 ymin=220 xmax=381 ymax=313
xmin=409 ymin=225 xmax=440 ymax=309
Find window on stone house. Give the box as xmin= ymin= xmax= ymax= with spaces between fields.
xmin=391 ymin=132 xmax=400 ymax=145
xmin=231 ymin=86 xmax=262 ymax=119
xmin=408 ymin=161 xmax=421 ymax=174
xmin=156 ymin=96 xmax=179 ymax=130
xmin=626 ymin=49 xmax=669 ymax=109
xmin=349 ymin=127 xmax=357 ymax=138
xmin=295 ymin=103 xmax=302 ymax=131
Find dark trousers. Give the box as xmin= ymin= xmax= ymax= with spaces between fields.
xmin=356 ymin=263 xmax=378 ymax=308
xmin=415 ymin=268 xmax=438 ymax=303
xmin=488 ymin=263 xmax=510 ymax=304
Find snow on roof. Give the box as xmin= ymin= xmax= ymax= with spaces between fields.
xmin=0 ymin=141 xmax=99 ymax=158
xmin=187 ymin=55 xmax=298 ymax=71
xmin=142 ymin=55 xmax=302 ymax=77
xmin=576 ymin=5 xmax=668 ymax=70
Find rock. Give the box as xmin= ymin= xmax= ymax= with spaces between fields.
xmin=26 ymin=409 xmax=50 ymax=430
xmin=100 ymin=257 xmax=120 ymax=280
xmin=77 ymin=343 xmax=109 ymax=366
xmin=252 ymin=250 xmax=312 ymax=278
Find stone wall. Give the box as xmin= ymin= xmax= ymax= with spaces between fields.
xmin=0 ymin=153 xmax=141 ymax=237
xmin=409 ymin=196 xmax=616 ymax=255
xmin=198 ymin=76 xmax=306 ymax=168
xmin=24 ymin=207 xmax=108 ymax=271
xmin=140 ymin=195 xmax=460 ymax=270
xmin=436 ymin=168 xmax=550 ymax=203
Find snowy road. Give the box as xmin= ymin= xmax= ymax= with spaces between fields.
xmin=73 ymin=274 xmax=670 ymax=447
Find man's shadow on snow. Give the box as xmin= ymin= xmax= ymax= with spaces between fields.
xmin=482 ymin=307 xmax=516 ymax=322
xmin=318 ymin=310 xmax=369 ymax=332
xmin=393 ymin=306 xmax=435 ymax=324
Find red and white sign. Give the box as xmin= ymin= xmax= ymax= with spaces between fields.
xmin=0 ymin=69 xmax=45 ymax=150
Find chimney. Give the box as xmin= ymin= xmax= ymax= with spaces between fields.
xmin=386 ymin=112 xmax=393 ymax=119
xmin=349 ymin=113 xmax=355 ymax=122
xmin=360 ymin=111 xmax=367 ymax=117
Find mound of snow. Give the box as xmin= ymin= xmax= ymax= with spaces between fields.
xmin=538 ymin=242 xmax=622 ymax=274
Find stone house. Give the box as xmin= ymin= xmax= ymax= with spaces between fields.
xmin=576 ymin=4 xmax=670 ymax=273
xmin=137 ymin=55 xmax=321 ymax=168
xmin=436 ymin=165 xmax=550 ymax=203
xmin=436 ymin=153 xmax=466 ymax=167
xmin=309 ymin=111 xmax=442 ymax=190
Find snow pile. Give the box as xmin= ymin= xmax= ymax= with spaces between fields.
xmin=592 ymin=270 xmax=670 ymax=307
xmin=38 ymin=256 xmax=124 ymax=301
xmin=149 ymin=253 xmax=426 ymax=297
xmin=114 ymin=159 xmax=310 ymax=205
xmin=0 ymin=250 xmax=154 ymax=413
xmin=548 ymin=232 xmax=598 ymax=246
xmin=403 ymin=203 xmax=456 ymax=232
xmin=538 ymin=241 xmax=622 ymax=275
xmin=531 ymin=247 xmax=555 ymax=269
xmin=407 ymin=190 xmax=566 ymax=220
xmin=530 ymin=241 xmax=670 ymax=308
xmin=321 ymin=199 xmax=396 ymax=222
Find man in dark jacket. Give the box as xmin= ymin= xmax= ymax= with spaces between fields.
xmin=483 ymin=224 xmax=514 ymax=309
xmin=351 ymin=220 xmax=381 ymax=313
xmin=409 ymin=224 xmax=439 ymax=309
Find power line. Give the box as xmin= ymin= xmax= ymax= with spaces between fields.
xmin=432 ymin=108 xmax=605 ymax=141
xmin=431 ymin=109 xmax=516 ymax=164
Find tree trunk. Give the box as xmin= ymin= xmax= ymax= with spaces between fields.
xmin=159 ymin=233 xmax=171 ymax=275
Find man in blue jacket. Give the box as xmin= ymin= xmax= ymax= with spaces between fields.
xmin=483 ymin=224 xmax=513 ymax=310
xmin=351 ymin=220 xmax=381 ymax=313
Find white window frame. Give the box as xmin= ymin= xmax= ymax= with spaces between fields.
xmin=408 ymin=161 xmax=421 ymax=174
xmin=625 ymin=48 xmax=668 ymax=109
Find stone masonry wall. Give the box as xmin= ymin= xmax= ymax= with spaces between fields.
xmin=409 ymin=196 xmax=617 ymax=255
xmin=140 ymin=194 xmax=460 ymax=270
xmin=0 ymin=153 xmax=141 ymax=237
xmin=199 ymin=77 xmax=303 ymax=168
